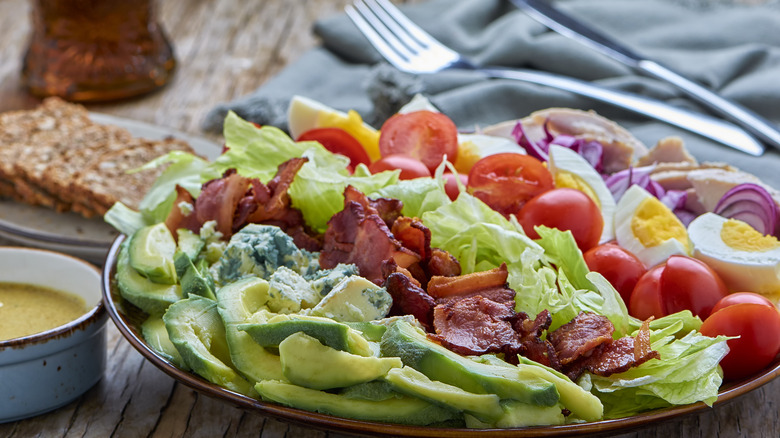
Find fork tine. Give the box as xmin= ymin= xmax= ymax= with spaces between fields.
xmin=345 ymin=4 xmax=413 ymax=70
xmin=370 ymin=0 xmax=448 ymax=52
xmin=359 ymin=0 xmax=427 ymax=54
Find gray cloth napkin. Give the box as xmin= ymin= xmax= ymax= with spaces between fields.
xmin=203 ymin=0 xmax=780 ymax=188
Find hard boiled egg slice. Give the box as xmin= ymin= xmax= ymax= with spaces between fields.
xmin=287 ymin=95 xmax=380 ymax=161
xmin=688 ymin=212 xmax=780 ymax=299
xmin=614 ymin=184 xmax=691 ymax=267
xmin=548 ymin=145 xmax=615 ymax=243
xmin=454 ymin=133 xmax=525 ymax=174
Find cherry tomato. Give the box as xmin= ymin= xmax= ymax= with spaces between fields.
xmin=628 ymin=255 xmax=728 ymax=320
xmin=584 ymin=243 xmax=647 ymax=304
xmin=701 ymin=303 xmax=780 ymax=380
xmin=443 ymin=173 xmax=467 ymax=201
xmin=467 ymin=153 xmax=554 ymax=217
xmin=517 ymin=188 xmax=603 ymax=251
xmin=711 ymin=292 xmax=776 ymax=315
xmin=378 ymin=110 xmax=459 ymax=172
xmin=297 ymin=127 xmax=371 ymax=172
xmin=660 ymin=255 xmax=728 ymax=319
xmin=629 ymin=265 xmax=665 ymax=320
xmin=368 ymin=155 xmax=431 ymax=180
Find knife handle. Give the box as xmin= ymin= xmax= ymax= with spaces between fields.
xmin=638 ymin=60 xmax=780 ymax=152
xmin=480 ymin=66 xmax=764 ymax=156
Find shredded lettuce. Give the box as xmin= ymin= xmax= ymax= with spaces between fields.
xmin=422 ymin=193 xmax=542 ymax=274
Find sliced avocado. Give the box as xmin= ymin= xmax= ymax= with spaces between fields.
xmin=339 ymin=380 xmax=398 ymax=401
xmin=238 ymin=315 xmax=372 ymax=356
xmin=177 ymin=228 xmax=205 ymax=260
xmin=173 ymin=229 xmax=205 ymax=278
xmin=307 ymin=276 xmax=393 ymax=322
xmin=255 ymin=380 xmax=462 ymax=426
xmin=345 ymin=321 xmax=388 ymax=342
xmin=465 ymin=400 xmax=565 ymax=428
xmin=279 ymin=332 xmax=402 ymax=390
xmin=216 ymin=277 xmax=284 ymax=382
xmin=117 ymin=239 xmax=183 ymax=315
xmin=380 ymin=320 xmax=559 ymax=407
xmin=141 ymin=313 xmax=189 ymax=370
xmin=163 ymin=295 xmax=256 ymax=397
xmin=384 ymin=366 xmax=502 ymax=423
xmin=180 ymin=257 xmax=217 ymax=300
xmin=516 ymin=356 xmax=603 ymax=422
xmin=129 ymin=223 xmax=178 ymax=284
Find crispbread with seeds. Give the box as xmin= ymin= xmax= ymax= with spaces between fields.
xmin=70 ymin=137 xmax=194 ymax=216
xmin=29 ymin=123 xmax=133 ymax=206
xmin=0 ymin=97 xmax=199 ymax=219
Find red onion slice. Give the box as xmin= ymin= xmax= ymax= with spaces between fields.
xmin=713 ymin=183 xmax=778 ymax=236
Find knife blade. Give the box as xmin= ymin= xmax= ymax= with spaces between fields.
xmin=510 ymin=0 xmax=780 ymax=155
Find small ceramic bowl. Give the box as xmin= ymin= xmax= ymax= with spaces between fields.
xmin=0 ymin=246 xmax=107 ymax=423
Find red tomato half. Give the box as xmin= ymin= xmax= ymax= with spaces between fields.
xmin=378 ymin=111 xmax=459 ymax=172
xmin=629 ymin=265 xmax=665 ymax=321
xmin=443 ymin=173 xmax=468 ymax=201
xmin=660 ymin=255 xmax=728 ymax=319
xmin=701 ymin=303 xmax=780 ymax=380
xmin=584 ymin=243 xmax=647 ymax=304
xmin=467 ymin=153 xmax=554 ymax=217
xmin=517 ymin=188 xmax=603 ymax=251
xmin=368 ymin=155 xmax=431 ymax=180
xmin=711 ymin=292 xmax=776 ymax=315
xmin=297 ymin=127 xmax=371 ymax=172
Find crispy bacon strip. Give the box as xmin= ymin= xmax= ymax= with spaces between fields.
xmin=547 ymin=312 xmax=615 ymax=366
xmin=384 ymin=272 xmax=435 ymax=330
xmin=431 ymin=295 xmax=521 ymax=356
xmin=321 ymin=193 xmax=420 ymax=284
xmin=424 ymin=248 xmax=461 ymax=278
xmin=344 ymin=185 xmax=403 ymax=228
xmin=163 ymin=158 xmax=319 ymax=247
xmin=427 ymin=264 xmax=508 ymax=299
xmin=192 ymin=170 xmax=251 ymax=237
xmin=244 ymin=157 xmax=306 ymax=224
xmin=391 ymin=216 xmax=431 ymax=260
xmin=513 ymin=310 xmax=560 ymax=368
xmin=165 ymin=185 xmax=198 ymax=237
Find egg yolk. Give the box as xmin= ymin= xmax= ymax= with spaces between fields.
xmin=554 ymin=171 xmax=601 ymax=208
xmin=631 ymin=197 xmax=689 ymax=249
xmin=721 ymin=219 xmax=780 ymax=252
xmin=318 ymin=110 xmax=380 ymax=161
xmin=453 ymin=140 xmax=481 ymax=174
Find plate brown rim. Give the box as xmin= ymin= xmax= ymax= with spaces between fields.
xmin=101 ymin=234 xmax=780 ymax=437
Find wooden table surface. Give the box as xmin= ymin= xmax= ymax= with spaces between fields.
xmin=1 ymin=0 xmax=779 ymax=437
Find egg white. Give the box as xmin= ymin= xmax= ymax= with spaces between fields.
xmin=614 ymin=184 xmax=690 ymax=267
xmin=548 ymin=145 xmax=615 ymax=244
xmin=688 ymin=212 xmax=780 ymax=295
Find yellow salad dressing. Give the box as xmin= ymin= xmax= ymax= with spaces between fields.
xmin=0 ymin=282 xmax=88 ymax=340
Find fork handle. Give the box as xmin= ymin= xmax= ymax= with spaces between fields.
xmin=479 ymin=66 xmax=765 ymax=156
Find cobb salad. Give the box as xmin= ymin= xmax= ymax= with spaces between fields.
xmin=105 ymin=94 xmax=780 ymax=429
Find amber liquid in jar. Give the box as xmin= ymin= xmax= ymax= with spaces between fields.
xmin=22 ymin=0 xmax=176 ymax=102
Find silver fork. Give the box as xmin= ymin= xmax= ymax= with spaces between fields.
xmin=345 ymin=0 xmax=765 ymax=156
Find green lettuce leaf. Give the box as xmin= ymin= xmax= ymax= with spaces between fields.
xmin=421 ymin=193 xmax=541 ymax=274
xmin=289 ymin=163 xmax=399 ymax=233
xmin=585 ymin=327 xmax=728 ymax=418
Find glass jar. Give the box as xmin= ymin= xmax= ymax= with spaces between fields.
xmin=21 ymin=0 xmax=176 ymax=102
